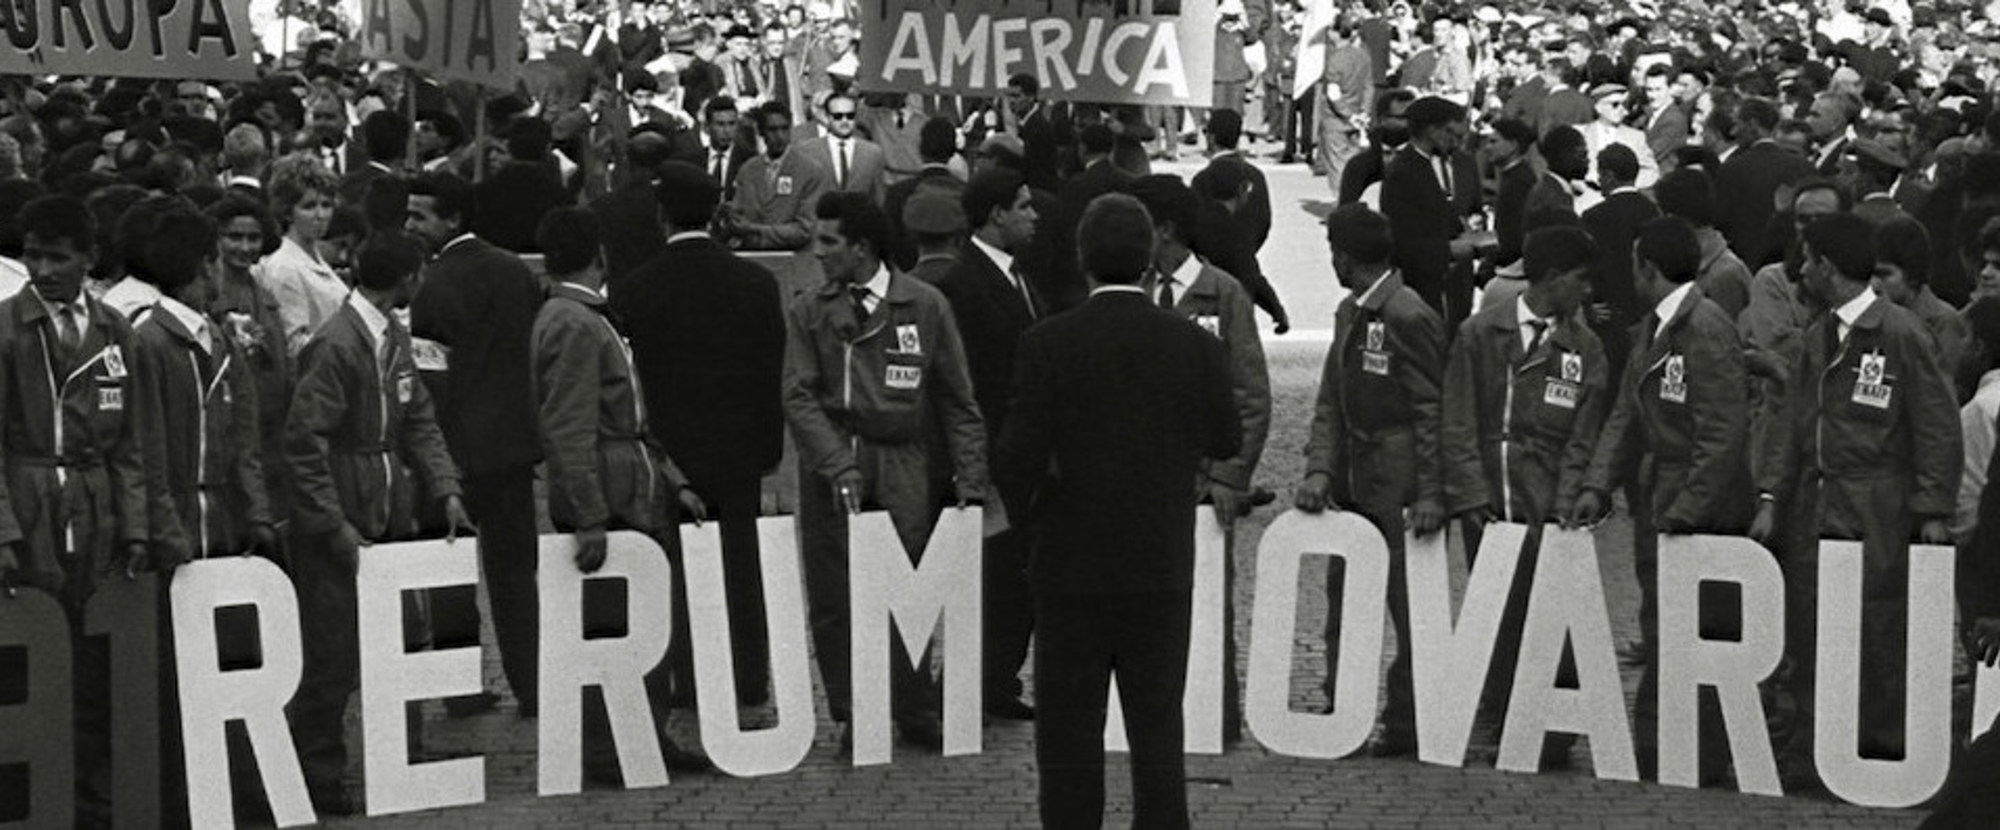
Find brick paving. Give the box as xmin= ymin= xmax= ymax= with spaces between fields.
xmin=312 ymin=341 xmax=1924 ymax=829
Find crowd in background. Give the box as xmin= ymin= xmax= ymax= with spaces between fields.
xmin=6 ymin=0 xmax=2000 ymax=826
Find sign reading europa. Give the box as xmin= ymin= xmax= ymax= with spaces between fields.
xmin=0 ymin=0 xmax=255 ymax=80
xmin=2 ymin=511 xmax=1996 ymax=828
xmin=856 ymin=0 xmax=1217 ymax=106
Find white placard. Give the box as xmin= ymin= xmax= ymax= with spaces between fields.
xmin=1244 ymin=510 xmax=1388 ymax=760
xmin=358 ymin=540 xmax=486 ymax=816
xmin=1410 ymin=521 xmax=1524 ymax=766
xmin=1496 ymin=527 xmax=1638 ymax=781
xmin=1655 ymin=534 xmax=1784 ymax=796
xmin=685 ymin=517 xmax=817 ymax=777
xmin=849 ymin=508 xmax=984 ymax=765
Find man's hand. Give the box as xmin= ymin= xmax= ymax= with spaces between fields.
xmin=123 ymin=542 xmax=154 ymax=579
xmin=1974 ymin=617 xmax=2000 ymax=667
xmin=1743 ymin=347 xmax=1790 ymax=383
xmin=1272 ymin=308 xmax=1292 ymax=335
xmin=333 ymin=523 xmax=365 ymax=573
xmin=0 ymin=544 xmax=18 ymax=598
xmin=677 ymin=487 xmax=709 ymax=525
xmin=1409 ymin=499 xmax=1445 ymax=537
xmin=833 ymin=470 xmax=864 ymax=514
xmin=1749 ymin=499 xmax=1778 ymax=546
xmin=1209 ymin=483 xmax=1247 ymax=526
xmin=248 ymin=523 xmax=278 ymax=559
xmin=1920 ymin=518 xmax=1953 ymax=545
xmin=1295 ymin=472 xmax=1334 ymax=513
xmin=1457 ymin=505 xmax=1495 ymax=526
xmin=443 ymin=495 xmax=477 ymax=543
xmin=575 ymin=526 xmax=609 ymax=574
xmin=1568 ymin=490 xmax=1607 ymax=529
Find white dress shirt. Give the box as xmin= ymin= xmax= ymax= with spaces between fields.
xmin=1833 ymin=286 xmax=1877 ymax=342
xmin=157 ymin=295 xmax=213 ymax=354
xmin=852 ymin=264 xmax=891 ymax=315
xmin=1515 ymin=295 xmax=1552 ymax=352
xmin=1653 ymin=282 xmax=1694 ymax=338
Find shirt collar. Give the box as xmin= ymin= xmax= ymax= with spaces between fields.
xmin=558 ymin=281 xmax=607 ymax=302
xmin=667 ymin=230 xmax=712 ymax=244
xmin=441 ymin=233 xmax=478 ymax=253
xmin=1979 ymin=368 xmax=2000 ymax=394
xmin=969 ymin=235 xmax=1013 ymax=276
xmin=1167 ymin=252 xmax=1202 ymax=288
xmin=1653 ymin=282 xmax=1694 ymax=334
xmin=1835 ymin=286 xmax=1877 ymax=330
xmin=1607 ymin=185 xmax=1639 ymax=197
xmin=1091 ymin=284 xmax=1145 ymax=296
xmin=226 ymin=175 xmax=262 ymax=189
xmin=347 ymin=291 xmax=392 ymax=350
xmin=157 ymin=295 xmax=211 ymax=352
xmin=1353 ymin=272 xmax=1392 ymax=308
xmin=858 ymin=263 xmax=892 ymax=300
xmin=1515 ymin=295 xmax=1548 ymax=330
xmin=31 ymin=286 xmax=87 ymax=319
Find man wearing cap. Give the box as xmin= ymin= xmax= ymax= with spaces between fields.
xmin=719 ymin=25 xmax=761 ymax=102
xmin=1580 ymin=83 xmax=1659 ymax=189
xmin=1851 ymin=138 xmax=1914 ymax=225
xmin=937 ymin=170 xmax=1042 ymax=721
xmin=902 ymin=190 xmax=964 ymax=285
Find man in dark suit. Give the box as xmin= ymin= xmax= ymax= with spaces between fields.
xmin=590 ymin=131 xmax=674 ymax=284
xmin=1191 ymin=165 xmax=1290 ymax=333
xmin=406 ymin=172 xmax=547 ymax=718
xmin=473 ymin=117 xmax=572 ymax=253
xmin=337 ymin=110 xmax=408 ymax=208
xmin=1714 ymin=97 xmax=1812 ymax=269
xmin=680 ymin=31 xmax=728 ymax=119
xmin=1191 ymin=109 xmax=1271 ymax=252
xmin=1004 ymin=73 xmax=1062 ymax=193
xmin=1047 ymin=124 xmax=1133 ymax=314
xmin=1640 ymin=66 xmax=1691 ymax=170
xmin=937 ymin=170 xmax=1041 ymax=720
xmin=1488 ymin=118 xmax=1540 ymax=272
xmin=884 ymin=116 xmax=964 ymax=271
xmin=698 ymin=96 xmax=751 ymax=198
xmin=997 ymin=193 xmax=1238 ymax=830
xmin=1925 ymin=427 xmax=2000 ymax=827
xmin=1336 ymin=89 xmax=1414 ymax=206
xmin=1381 ymin=96 xmax=1481 ymax=327
xmin=1581 ymin=143 xmax=1663 ymax=378
xmin=611 ymin=163 xmax=787 ymax=707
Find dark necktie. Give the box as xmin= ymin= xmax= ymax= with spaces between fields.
xmin=54 ymin=307 xmax=79 ymax=364
xmin=1526 ymin=318 xmax=1549 ymax=355
xmin=849 ymin=284 xmax=872 ymax=323
xmin=835 ymin=140 xmax=850 ymax=188
xmin=711 ymin=150 xmax=727 ymax=184
xmin=1158 ymin=277 xmax=1176 ymax=310
xmin=896 ymin=111 xmax=906 ymax=131
xmin=1010 ymin=262 xmax=1037 ymax=319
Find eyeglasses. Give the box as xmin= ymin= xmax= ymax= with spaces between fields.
xmin=828 ymin=112 xmax=857 ymax=121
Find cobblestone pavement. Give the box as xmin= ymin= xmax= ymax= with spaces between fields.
xmin=311 ymin=338 xmax=1925 ymax=829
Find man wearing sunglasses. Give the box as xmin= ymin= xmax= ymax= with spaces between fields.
xmin=715 ymin=101 xmax=831 ymax=251
xmin=795 ymin=92 xmax=887 ymax=204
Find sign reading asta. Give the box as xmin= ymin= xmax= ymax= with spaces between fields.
xmin=857 ymin=0 xmax=1217 ymax=106
xmin=0 ymin=0 xmax=255 ymax=80
xmin=356 ymin=0 xmax=520 ymax=88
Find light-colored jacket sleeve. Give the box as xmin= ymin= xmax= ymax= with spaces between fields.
xmin=1957 ymin=400 xmax=1995 ymax=544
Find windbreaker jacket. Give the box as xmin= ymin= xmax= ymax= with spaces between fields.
xmin=133 ymin=306 xmax=270 ymax=560
xmin=1305 ymin=272 xmax=1445 ymax=509
xmin=1149 ymin=259 xmax=1271 ymax=492
xmin=782 ymin=271 xmax=986 ymax=492
xmin=1442 ymin=300 xmax=1611 ymax=522
xmin=1584 ymin=287 xmax=1755 ymax=532
xmin=286 ymin=303 xmax=461 ymax=541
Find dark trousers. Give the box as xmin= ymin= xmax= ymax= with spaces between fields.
xmin=1036 ymin=588 xmax=1193 ymax=830
xmin=798 ymin=463 xmax=941 ymax=725
xmin=431 ymin=466 xmax=540 ymax=709
xmin=1324 ymin=500 xmax=1416 ymax=738
xmin=1462 ymin=521 xmax=1579 ymax=729
xmin=1921 ymin=727 xmax=2000 ymax=828
xmin=706 ymin=473 xmax=771 ymax=705
xmin=984 ymin=527 xmax=1035 ymax=701
xmin=1273 ymin=83 xmax=1314 ymax=160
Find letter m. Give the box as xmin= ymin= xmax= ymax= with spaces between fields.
xmin=847 ymin=509 xmax=982 ymax=765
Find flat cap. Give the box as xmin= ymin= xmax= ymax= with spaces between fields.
xmin=1848 ymin=137 xmax=1908 ymax=171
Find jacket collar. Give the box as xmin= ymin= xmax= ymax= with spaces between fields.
xmin=1355 ymin=271 xmax=1403 ymax=312
xmin=551 ymin=282 xmax=608 ymax=307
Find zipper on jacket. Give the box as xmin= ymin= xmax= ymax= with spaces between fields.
xmin=1501 ymin=366 xmax=1516 ymax=524
xmin=606 ymin=316 xmax=658 ymax=510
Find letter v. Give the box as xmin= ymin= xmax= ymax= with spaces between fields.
xmin=1408 ymin=521 xmax=1525 ymax=766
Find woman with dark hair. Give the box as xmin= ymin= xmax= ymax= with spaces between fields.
xmin=207 ymin=194 xmax=295 ymax=542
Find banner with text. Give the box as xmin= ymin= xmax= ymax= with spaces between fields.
xmin=857 ymin=0 xmax=1217 ymax=106
xmin=355 ymin=0 xmax=520 ymax=88
xmin=0 ymin=0 xmax=256 ymax=80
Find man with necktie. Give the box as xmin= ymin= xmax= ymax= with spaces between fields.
xmin=936 ymin=170 xmax=1042 ymax=721
xmin=1573 ymin=216 xmax=1755 ymax=784
xmin=782 ymin=192 xmax=985 ymax=752
xmin=1381 ymin=96 xmax=1481 ymax=327
xmin=798 ymin=92 xmax=888 ymax=203
xmin=1441 ymin=226 xmax=1611 ymax=767
xmin=1752 ymin=212 xmax=1960 ymax=789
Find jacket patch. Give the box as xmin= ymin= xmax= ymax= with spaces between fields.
xmin=98 ymin=386 xmax=123 ymax=412
xmin=1196 ymin=314 xmax=1220 ymax=336
xmin=896 ymin=324 xmax=922 ymax=354
xmin=1365 ymin=321 xmax=1385 ymax=351
xmin=885 ymin=364 xmax=922 ymax=390
xmin=1544 ymin=378 xmax=1580 ymax=409
xmin=396 ymin=375 xmax=414 ymax=405
xmin=1560 ymin=351 xmax=1582 ymax=382
xmin=102 ymin=345 xmax=127 ymax=379
xmin=1659 ymin=354 xmax=1687 ymax=404
xmin=1852 ymin=352 xmax=1891 ymax=409
xmin=411 ymin=337 xmax=449 ymax=372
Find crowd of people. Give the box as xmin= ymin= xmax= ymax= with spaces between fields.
xmin=5 ymin=0 xmax=2000 ymax=826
